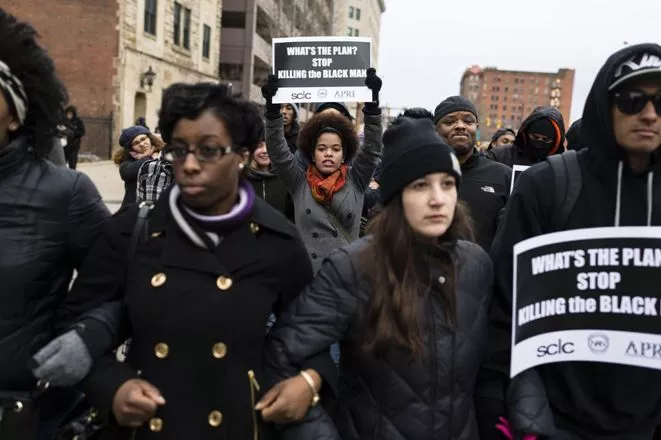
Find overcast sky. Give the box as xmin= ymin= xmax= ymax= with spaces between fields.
xmin=377 ymin=0 xmax=661 ymax=123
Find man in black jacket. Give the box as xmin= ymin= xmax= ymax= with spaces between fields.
xmin=482 ymin=43 xmax=661 ymax=440
xmin=0 ymin=9 xmax=109 ymax=439
xmin=281 ymin=102 xmax=299 ymax=152
xmin=434 ymin=96 xmax=512 ymax=249
xmin=63 ymin=104 xmax=85 ymax=169
xmin=486 ymin=107 xmax=566 ymax=168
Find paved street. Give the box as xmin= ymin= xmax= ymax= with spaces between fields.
xmin=77 ymin=161 xmax=124 ymax=213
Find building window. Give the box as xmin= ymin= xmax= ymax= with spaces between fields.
xmin=354 ymin=28 xmax=359 ymax=36
xmin=222 ymin=11 xmax=246 ymax=28
xmin=356 ymin=8 xmax=361 ymax=20
xmin=347 ymin=27 xmax=353 ymax=36
xmin=173 ymin=2 xmax=181 ymax=45
xmin=349 ymin=6 xmax=354 ymax=18
xmin=173 ymin=2 xmax=191 ymax=49
xmin=144 ymin=0 xmax=157 ymax=35
xmin=220 ymin=63 xmax=243 ymax=81
xmin=202 ymin=24 xmax=211 ymax=59
xmin=183 ymin=8 xmax=191 ymax=49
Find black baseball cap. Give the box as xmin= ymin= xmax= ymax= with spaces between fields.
xmin=609 ymin=50 xmax=661 ymax=91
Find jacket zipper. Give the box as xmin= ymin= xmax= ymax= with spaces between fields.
xmin=248 ymin=370 xmax=260 ymax=440
xmin=427 ymin=298 xmax=438 ymax=440
xmin=261 ymin=181 xmax=266 ymax=200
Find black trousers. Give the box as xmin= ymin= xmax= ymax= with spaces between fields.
xmin=64 ymin=144 xmax=80 ymax=170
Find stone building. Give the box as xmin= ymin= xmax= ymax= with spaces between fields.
xmin=5 ymin=0 xmax=222 ymax=158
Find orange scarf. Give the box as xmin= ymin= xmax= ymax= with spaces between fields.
xmin=306 ymin=164 xmax=348 ymax=205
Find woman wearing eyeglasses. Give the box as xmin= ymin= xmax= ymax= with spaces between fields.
xmin=49 ymin=83 xmax=335 ymax=440
xmin=113 ymin=125 xmax=165 ymax=207
xmin=486 ymin=107 xmax=566 ymax=168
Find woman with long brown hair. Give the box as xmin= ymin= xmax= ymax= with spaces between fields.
xmin=259 ymin=117 xmax=494 ymax=440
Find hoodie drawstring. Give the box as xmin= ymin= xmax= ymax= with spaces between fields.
xmin=614 ymin=161 xmax=623 ymax=227
xmin=614 ymin=160 xmax=654 ymax=227
xmin=647 ymin=171 xmax=654 ymax=226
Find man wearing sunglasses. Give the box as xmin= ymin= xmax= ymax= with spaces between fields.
xmin=487 ymin=107 xmax=566 ymax=168
xmin=477 ymin=43 xmax=661 ymax=440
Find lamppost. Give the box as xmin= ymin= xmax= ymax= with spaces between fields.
xmin=140 ymin=66 xmax=157 ymax=92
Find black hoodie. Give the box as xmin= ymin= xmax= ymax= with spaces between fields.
xmin=486 ymin=107 xmax=566 ymax=167
xmin=480 ymin=43 xmax=661 ymax=439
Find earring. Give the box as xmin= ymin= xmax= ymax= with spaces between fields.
xmin=8 ymin=122 xmax=19 ymax=131
xmin=239 ymin=163 xmax=245 ymax=170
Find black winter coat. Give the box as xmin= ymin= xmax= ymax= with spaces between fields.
xmin=459 ymin=150 xmax=512 ymax=249
xmin=265 ymin=238 xmax=494 ymax=440
xmin=119 ymin=157 xmax=151 ymax=207
xmin=0 ymin=138 xmax=109 ymax=390
xmin=56 ymin=185 xmax=335 ymax=440
xmin=481 ymin=43 xmax=661 ymax=440
xmin=246 ymin=167 xmax=294 ymax=221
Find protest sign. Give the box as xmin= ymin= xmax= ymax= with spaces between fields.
xmin=510 ymin=165 xmax=530 ymax=194
xmin=271 ymin=36 xmax=372 ymax=104
xmin=511 ymin=227 xmax=661 ymax=377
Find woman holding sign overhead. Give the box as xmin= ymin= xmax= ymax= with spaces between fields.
xmin=259 ymin=117 xmax=494 ymax=440
xmin=261 ymin=70 xmax=383 ymax=273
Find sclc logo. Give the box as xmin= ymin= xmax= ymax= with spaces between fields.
xmin=290 ymin=92 xmax=312 ymax=100
xmin=536 ymin=339 xmax=575 ymax=357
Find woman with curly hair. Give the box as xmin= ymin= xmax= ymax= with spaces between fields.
xmin=113 ymin=125 xmax=165 ymax=207
xmin=261 ymin=70 xmax=383 ymax=273
xmin=0 ymin=8 xmax=109 ymax=439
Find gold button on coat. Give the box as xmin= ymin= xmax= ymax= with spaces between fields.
xmin=149 ymin=417 xmax=163 ymax=432
xmin=249 ymin=222 xmax=260 ymax=234
xmin=154 ymin=343 xmax=169 ymax=359
xmin=216 ymin=276 xmax=233 ymax=290
xmin=208 ymin=410 xmax=223 ymax=427
xmin=151 ymin=273 xmax=167 ymax=287
xmin=212 ymin=342 xmax=227 ymax=359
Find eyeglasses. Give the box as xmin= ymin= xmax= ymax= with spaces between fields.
xmin=164 ymin=145 xmax=233 ymax=163
xmin=613 ymin=91 xmax=661 ymax=116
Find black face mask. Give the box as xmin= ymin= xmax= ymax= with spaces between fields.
xmin=527 ymin=140 xmax=553 ymax=160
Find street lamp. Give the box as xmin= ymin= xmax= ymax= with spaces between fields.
xmin=140 ymin=66 xmax=156 ymax=92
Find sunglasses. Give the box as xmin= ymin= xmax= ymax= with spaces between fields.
xmin=164 ymin=145 xmax=233 ymax=163
xmin=613 ymin=91 xmax=661 ymax=116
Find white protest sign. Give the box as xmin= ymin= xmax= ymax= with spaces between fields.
xmin=511 ymin=227 xmax=661 ymax=378
xmin=510 ymin=165 xmax=530 ymax=194
xmin=271 ymin=36 xmax=372 ymax=104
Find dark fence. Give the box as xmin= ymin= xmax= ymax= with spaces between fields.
xmin=81 ymin=114 xmax=113 ymax=159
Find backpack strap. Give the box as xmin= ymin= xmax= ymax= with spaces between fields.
xmin=548 ymin=150 xmax=581 ymax=230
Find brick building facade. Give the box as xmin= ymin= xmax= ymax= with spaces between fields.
xmin=4 ymin=0 xmax=119 ymax=158
xmin=5 ymin=0 xmax=221 ymax=158
xmin=460 ymin=66 xmax=575 ymax=145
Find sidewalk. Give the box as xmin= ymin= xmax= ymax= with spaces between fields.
xmin=77 ymin=161 xmax=124 ymax=212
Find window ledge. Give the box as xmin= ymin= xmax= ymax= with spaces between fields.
xmin=143 ymin=31 xmax=157 ymax=41
xmin=171 ymin=44 xmax=192 ymax=57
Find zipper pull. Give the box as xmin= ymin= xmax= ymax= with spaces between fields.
xmin=248 ymin=370 xmax=261 ymax=392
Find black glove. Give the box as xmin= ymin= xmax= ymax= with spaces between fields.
xmin=363 ymin=68 xmax=382 ymax=115
xmin=261 ymin=74 xmax=281 ymax=120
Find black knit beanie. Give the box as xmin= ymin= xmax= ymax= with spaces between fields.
xmin=380 ymin=118 xmax=462 ymax=205
xmin=433 ymin=96 xmax=478 ymax=125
